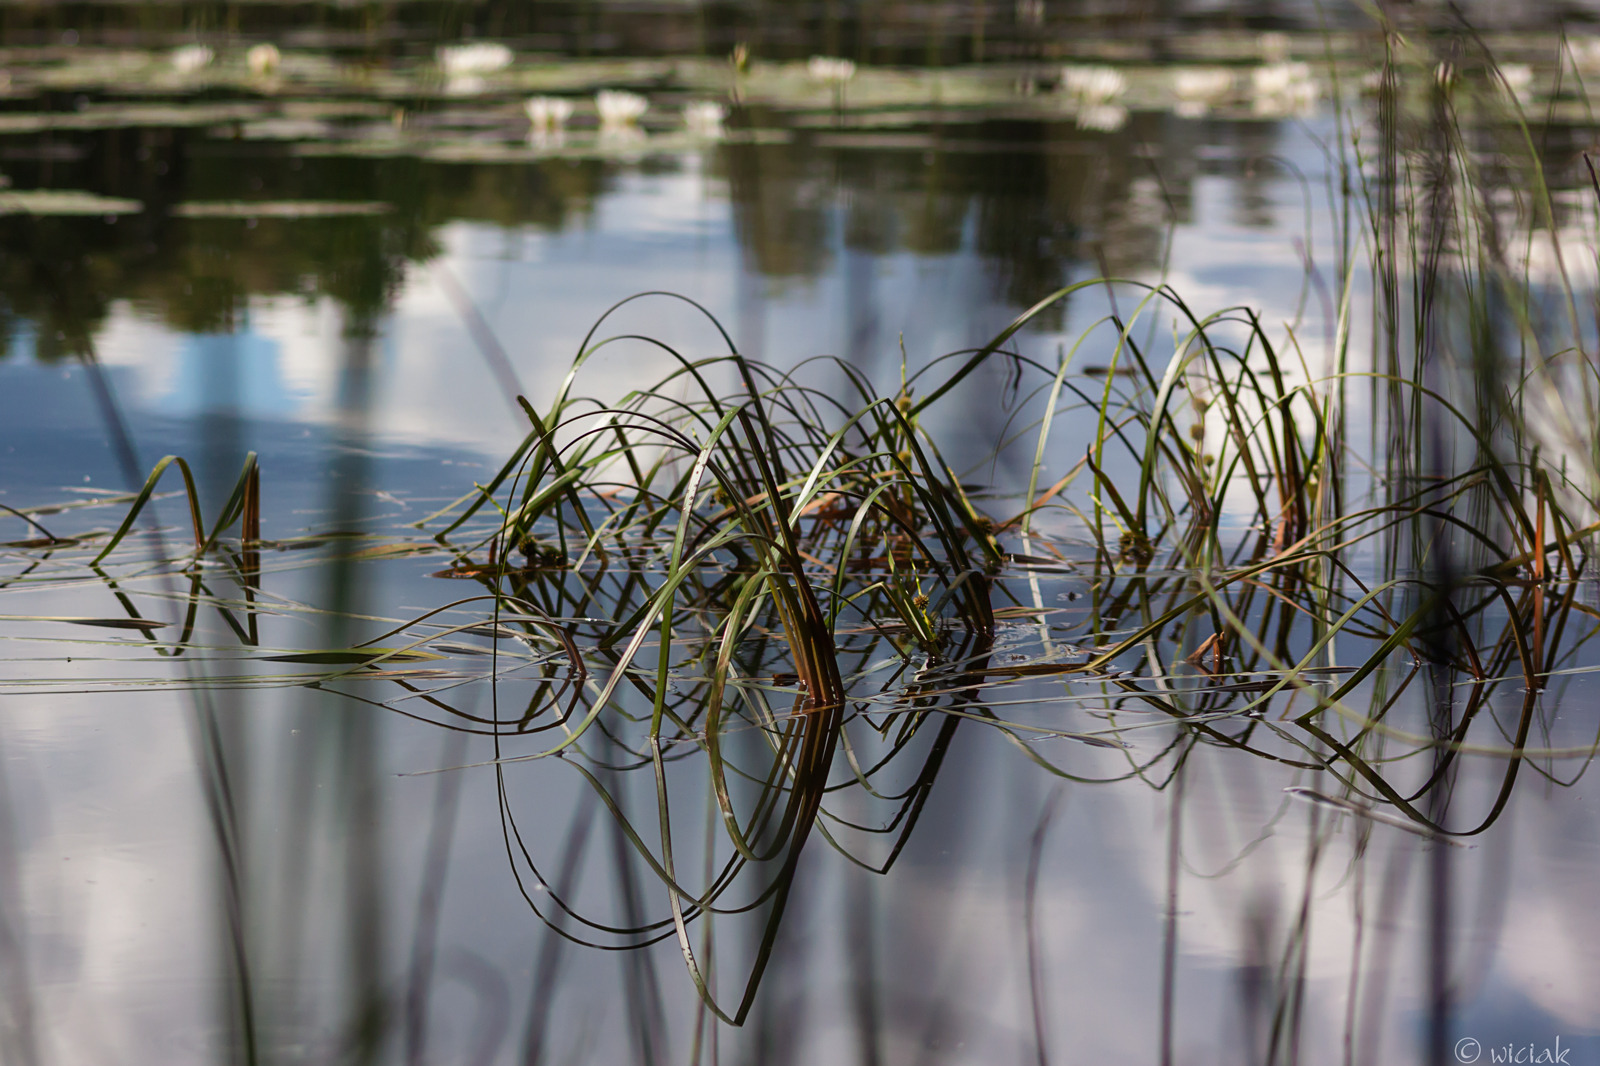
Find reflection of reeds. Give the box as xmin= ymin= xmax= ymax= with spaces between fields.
xmin=9 ymin=19 xmax=1600 ymax=1059
xmin=0 ymin=733 xmax=39 ymax=1066
xmin=22 ymin=206 xmax=1600 ymax=1033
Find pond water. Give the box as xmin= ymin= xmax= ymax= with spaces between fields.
xmin=4 ymin=5 xmax=1600 ymax=1065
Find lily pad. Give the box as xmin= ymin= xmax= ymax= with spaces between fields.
xmin=0 ymin=190 xmax=143 ymax=216
xmin=171 ymin=200 xmax=392 ymax=219
xmin=0 ymin=103 xmax=267 ymax=133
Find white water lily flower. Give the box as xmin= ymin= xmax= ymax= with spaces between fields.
xmin=1171 ymin=68 xmax=1232 ymax=115
xmin=1077 ymin=103 xmax=1128 ymax=132
xmin=437 ymin=42 xmax=512 ymax=77
xmin=1251 ymin=61 xmax=1317 ymax=116
xmin=596 ymin=89 xmax=649 ymax=128
xmin=1173 ymin=68 xmax=1233 ymax=101
xmin=1061 ymin=64 xmax=1126 ymax=105
xmin=1251 ymin=61 xmax=1308 ymax=96
xmin=525 ymin=96 xmax=574 ymax=131
xmin=807 ymin=56 xmax=856 ymax=85
xmin=683 ymin=100 xmax=726 ymax=136
xmin=246 ymin=43 xmax=280 ymax=76
xmin=171 ymin=44 xmax=214 ymax=74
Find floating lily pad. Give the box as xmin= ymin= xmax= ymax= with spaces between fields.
xmin=0 ymin=103 xmax=267 ymax=133
xmin=171 ymin=200 xmax=392 ymax=218
xmin=288 ymin=127 xmax=788 ymax=164
xmin=228 ymin=118 xmax=337 ymax=140
xmin=0 ymin=189 xmax=143 ymax=216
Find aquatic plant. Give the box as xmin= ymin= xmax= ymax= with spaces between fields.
xmin=90 ymin=452 xmax=261 ymax=567
xmin=246 ymin=42 xmax=280 ymax=76
xmin=683 ymin=100 xmax=726 ymax=137
xmin=436 ymin=41 xmax=513 ymax=77
xmin=1076 ymin=102 xmax=1129 ymax=131
xmin=1250 ymin=60 xmax=1317 ymax=116
xmin=596 ymin=89 xmax=649 ymax=128
xmin=805 ymin=55 xmax=856 ymax=86
xmin=1060 ymin=64 xmax=1126 ymax=105
xmin=31 ymin=234 xmax=1600 ymax=1040
xmin=170 ymin=44 xmax=213 ymax=75
xmin=1061 ymin=65 xmax=1130 ymax=129
xmin=7 ymin=12 xmax=1600 ymax=1063
xmin=525 ymin=95 xmax=575 ymax=132
xmin=1171 ymin=67 xmax=1234 ymax=117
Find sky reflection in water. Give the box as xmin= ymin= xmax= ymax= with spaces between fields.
xmin=3 ymin=13 xmax=1600 ymax=1066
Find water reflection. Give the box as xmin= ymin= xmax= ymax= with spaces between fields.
xmin=0 ymin=114 xmax=1309 ymax=383
xmin=6 ymin=8 xmax=1600 ymax=1065
xmin=7 ymin=282 xmax=1600 ymax=1058
xmin=7 ymin=109 xmax=1592 ymax=392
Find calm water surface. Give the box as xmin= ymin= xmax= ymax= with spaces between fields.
xmin=4 ymin=6 xmax=1600 ymax=1064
